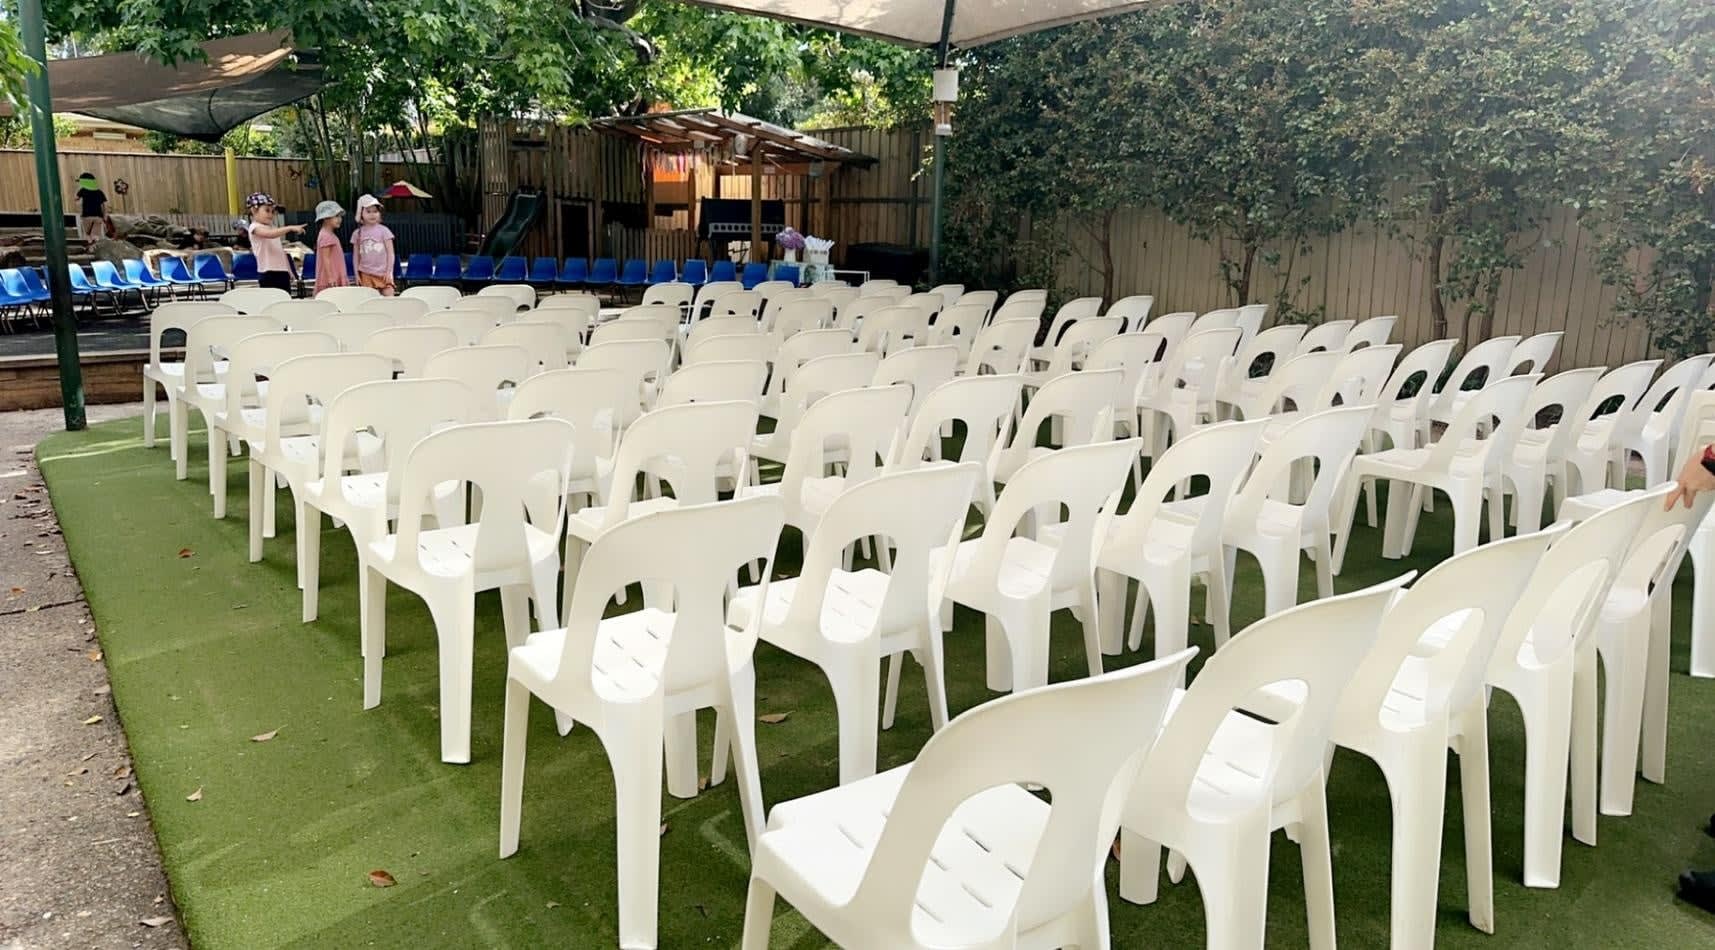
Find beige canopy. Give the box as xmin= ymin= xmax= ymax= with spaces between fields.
xmin=679 ymin=0 xmax=1164 ymax=48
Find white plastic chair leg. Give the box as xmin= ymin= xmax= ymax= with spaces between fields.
xmin=1598 ymin=620 xmax=1650 ymax=817
xmin=613 ymin=716 xmax=666 ymax=950
xmin=664 ymin=712 xmax=700 ymax=799
xmin=1385 ymin=738 xmax=1448 ymax=950
xmin=1078 ymin=579 xmax=1104 ymax=679
xmin=498 ymin=679 xmax=531 ymax=858
xmin=262 ymin=476 xmax=277 ymax=539
xmin=1297 ymin=783 xmax=1337 ymax=950
xmin=739 ymin=878 xmax=776 ymax=950
xmin=830 ymin=658 xmax=882 ymax=784
xmin=1196 ymin=836 xmax=1272 ymax=950
xmin=1116 ymin=830 xmax=1163 ymax=905
xmin=984 ymin=614 xmax=1015 ymax=693
xmin=299 ymin=503 xmax=322 ymax=623
xmin=1642 ymin=594 xmax=1671 ymax=785
xmin=247 ymin=459 xmax=266 ymax=563
xmin=208 ymin=425 xmax=227 ymax=515
xmin=360 ymin=567 xmax=387 ymax=704
xmin=429 ymin=592 xmax=479 ymax=765
xmin=142 ymin=381 xmax=157 ymax=449
xmin=1456 ymin=701 xmax=1496 ymax=934
xmin=1691 ymin=532 xmax=1715 ymax=678
xmin=1096 ymin=569 xmax=1129 ymax=656
xmin=1570 ymin=650 xmax=1600 ymax=848
xmin=726 ymin=667 xmax=768 ymax=849
xmin=1379 ymin=480 xmax=1415 ymax=559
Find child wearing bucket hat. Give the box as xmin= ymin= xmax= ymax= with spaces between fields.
xmin=242 ymin=193 xmax=304 ymax=293
xmin=311 ymin=200 xmax=350 ymax=295
xmin=74 ymin=173 xmax=107 ymax=243
xmin=351 ymin=194 xmax=396 ymax=296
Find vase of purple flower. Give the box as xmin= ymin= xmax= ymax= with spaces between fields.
xmin=776 ymin=227 xmax=806 ymax=263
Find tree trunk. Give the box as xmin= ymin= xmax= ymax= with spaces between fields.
xmin=1427 ymin=180 xmax=1450 ymax=339
xmin=1236 ymin=241 xmax=1258 ymax=306
xmin=1098 ymin=208 xmax=1115 ymax=304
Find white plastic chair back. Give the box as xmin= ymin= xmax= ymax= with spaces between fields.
xmin=1235 ymin=350 xmax=1342 ymax=420
xmin=771 ymin=352 xmax=884 ymax=443
xmin=356 ymin=296 xmax=430 ymax=324
xmin=1615 ymin=355 xmax=1710 ymax=451
xmin=963 ymin=318 xmax=1036 ymax=376
xmin=485 ymin=321 xmax=572 ymax=373
xmin=929 ymin=302 xmax=987 ymax=358
xmin=856 ymin=305 xmax=929 ymax=355
xmin=901 ymin=291 xmax=944 ymax=322
xmin=954 ymin=289 xmax=997 ymax=319
xmin=1429 ymin=336 xmax=1522 ymax=417
xmin=479 ymin=282 xmax=535 ymax=310
xmin=836 ymin=293 xmax=897 ymax=331
xmin=1373 ymin=338 xmax=1458 ymax=437
xmin=686 ymin=333 xmax=778 ymax=367
xmin=1234 ymin=303 xmax=1268 ymax=345
xmin=1227 ymin=405 xmax=1373 ymax=539
xmin=1037 ymin=316 xmax=1121 ymax=376
xmin=777 ymin=385 xmax=913 ymax=526
xmin=181 ymin=314 xmax=281 ymax=390
xmin=556 ymin=495 xmax=784 ymax=687
xmin=400 ymin=285 xmax=461 ymax=310
xmin=782 ymin=646 xmax=1191 ymax=947
xmin=148 ymin=301 xmax=232 ymax=372
xmin=538 ymin=293 xmax=600 ymax=315
xmin=974 ymin=438 xmax=1143 ymax=596
xmin=219 ymin=286 xmax=289 ymax=313
xmin=929 ymin=283 xmax=964 ymax=308
xmin=1426 ymin=373 xmax=1538 ymax=476
xmin=317 ymin=378 xmax=478 ymax=506
xmin=426 ymin=309 xmax=499 ymax=346
xmin=640 ymin=282 xmax=694 ymax=310
xmin=315 ymin=311 xmax=400 ymax=351
xmin=1507 ymin=331 xmax=1563 ymax=375
xmin=686 ymin=314 xmax=760 ymax=352
xmin=873 ymin=345 xmax=959 ymax=427
xmin=990 ymin=295 xmax=1045 ymax=327
xmin=507 ymin=367 xmax=633 ymax=482
xmin=817 ymin=285 xmax=859 ymax=321
xmin=1088 ymin=332 xmax=1167 ymax=416
xmin=1345 ymin=315 xmax=1397 ymax=351
xmin=259 ymin=352 xmax=394 ymax=456
xmin=1040 ymin=296 xmax=1102 ymax=348
xmin=1145 ymin=311 xmax=1195 ymax=356
xmin=1520 ymin=367 xmax=1604 ymax=463
xmin=619 ymin=303 xmax=682 ymax=326
xmin=858 ymin=279 xmax=901 ymax=297
xmin=220 ymin=330 xmax=340 ymax=423
xmin=692 ymin=280 xmax=744 ymax=317
xmin=1109 ymin=420 xmax=1267 ymax=564
xmin=448 ymin=295 xmax=517 ymax=321
xmin=993 ymin=369 xmax=1123 ymax=476
xmin=1187 ymin=307 xmax=1239 ymax=337
xmin=392 ymin=418 xmax=575 ymax=574
xmin=317 ymin=285 xmax=382 ymax=312
xmin=771 ymin=298 xmax=832 ymax=343
xmin=763 ymin=329 xmax=855 ymax=403
xmin=422 ymin=344 xmax=532 ymax=418
xmin=893 ymin=374 xmax=1023 ymax=470
xmin=711 ymin=291 xmax=763 ymax=320
xmin=1153 ymin=327 xmax=1242 ymax=403
xmin=259 ymin=298 xmax=336 ymax=330
xmin=1217 ymin=323 xmax=1308 ymax=402
xmin=365 ymin=325 xmax=458 ymax=378
xmin=1316 ymin=342 xmax=1402 ymax=409
xmin=1107 ymin=294 xmax=1154 ymax=332
xmin=1132 ymin=579 xmax=1406 ymax=815
xmin=1292 ymin=319 xmax=1356 ymax=356
xmin=601 ymin=401 xmax=758 ymax=528
xmin=590 ymin=319 xmax=673 ymax=347
xmin=576 ymin=339 xmax=671 ymax=426
xmin=656 ymin=360 xmax=768 ymax=407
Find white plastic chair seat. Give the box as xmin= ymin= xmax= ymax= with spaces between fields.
xmin=1358 ymin=442 xmax=1488 ymax=480
xmin=750 ymin=430 xmax=851 ymax=468
xmin=368 ymin=521 xmax=558 ymax=583
xmin=729 ymin=569 xmax=897 ymax=648
xmin=1255 ymin=653 xmax=1442 ymax=733
xmin=740 ymin=474 xmax=845 ymax=521
xmin=938 ymin=535 xmax=1058 ymax=600
xmin=1558 ymin=488 xmax=1635 ymax=522
xmin=566 ymin=496 xmax=680 ymax=538
xmin=991 ymin=444 xmax=1052 ymax=483
xmin=1158 ymin=690 xmax=1277 ymax=823
xmin=756 ymin=764 xmax=1044 ymax=947
xmin=1093 ymin=504 xmax=1200 ymax=569
xmin=510 ymin=610 xmax=675 ymax=702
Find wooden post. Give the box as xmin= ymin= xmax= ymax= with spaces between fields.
xmin=687 ymin=163 xmax=699 ymax=236
xmin=644 ymin=151 xmax=657 ymax=230
xmin=750 ymin=148 xmax=764 ymax=263
xmin=800 ymin=170 xmax=812 ymax=238
xmin=822 ymin=170 xmax=835 ymax=258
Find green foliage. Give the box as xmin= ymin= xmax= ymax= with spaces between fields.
xmin=0 ymin=112 xmax=75 ymax=148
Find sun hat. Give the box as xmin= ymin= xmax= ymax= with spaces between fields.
xmin=314 ymin=200 xmax=345 ymax=222
xmin=355 ymin=193 xmax=381 ymax=212
xmin=245 ymin=192 xmax=275 ymax=210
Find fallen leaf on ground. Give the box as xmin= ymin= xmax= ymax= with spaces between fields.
xmin=659 ymin=823 xmax=669 ymax=837
xmin=367 ymin=869 xmax=397 ymax=888
xmin=93 ymin=685 xmax=110 ymax=696
xmin=126 ymin=811 xmax=140 ymax=818
xmin=81 ymin=715 xmax=102 ymax=725
xmin=86 ymin=649 xmax=102 ymax=662
xmin=176 ymin=548 xmax=193 ymax=559
xmin=115 ymin=781 xmax=132 ymax=796
xmin=185 ymin=787 xmax=202 ymax=802
xmin=758 ymin=712 xmax=791 ymax=724
xmin=250 ymin=729 xmax=278 ymax=743
xmin=139 ymin=916 xmax=171 ymax=928
xmin=7 ymin=586 xmax=21 ymax=595
xmin=67 ymin=767 xmax=87 ymax=776
xmin=79 ymin=751 xmax=98 ymax=761
xmin=113 ymin=765 xmax=131 ymax=779
xmin=698 ymin=776 xmax=710 ymax=791
xmin=545 ymin=901 xmax=560 ymax=909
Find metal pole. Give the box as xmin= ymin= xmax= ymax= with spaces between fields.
xmin=19 ymin=0 xmax=85 ymax=431
xmin=928 ymin=0 xmax=956 ymax=285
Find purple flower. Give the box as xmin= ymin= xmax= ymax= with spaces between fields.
xmin=775 ymin=227 xmax=806 ymax=251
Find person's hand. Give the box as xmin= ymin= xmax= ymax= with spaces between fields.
xmin=1666 ymin=447 xmax=1715 ymax=509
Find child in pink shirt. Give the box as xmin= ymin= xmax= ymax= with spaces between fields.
xmin=311 ymin=200 xmax=349 ymax=295
xmin=351 ymin=194 xmax=397 ymax=295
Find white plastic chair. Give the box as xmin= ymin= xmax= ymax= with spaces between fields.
xmin=731 ymin=463 xmax=978 ymax=783
xmin=961 ymin=318 xmax=1035 ymax=376
xmin=507 ymin=367 xmax=634 ymax=517
xmin=577 ymin=338 xmax=671 ymax=427
xmin=1290 ymin=318 xmax=1354 ymax=356
xmin=656 ymin=360 xmax=768 ymax=407
xmin=1320 ymin=531 xmax=1557 ymax=949
xmin=685 ymin=332 xmax=778 ymax=367
xmin=769 ymin=298 xmax=831 ymax=344
xmin=1426 ymin=335 xmax=1521 ymax=426
xmin=1480 ymin=489 xmax=1656 ymax=888
xmin=641 ymin=281 xmax=693 ymax=312
xmin=835 ymin=293 xmax=899 ymax=332
xmin=218 ymin=286 xmax=288 ymax=313
xmin=1213 ymin=323 xmax=1308 ymax=418
xmin=952 ymin=288 xmax=997 ymax=320
xmin=815 ymin=284 xmax=859 ymax=322
xmin=448 ymin=294 xmax=518 ymax=322
xmin=1108 ymin=294 xmax=1154 ymax=332
xmin=400 ymin=285 xmax=461 ymax=310
xmin=759 ymin=328 xmax=854 ymax=415
xmin=856 ymin=305 xmax=930 ymax=356
xmin=364 ymin=325 xmax=458 ymax=378
xmin=423 ymin=344 xmax=532 ymax=419
xmin=686 ymin=314 xmax=761 ymax=354
xmin=711 ymin=290 xmax=763 ymax=320
xmin=1028 ymin=296 xmax=1103 ymax=364
xmin=243 ymin=351 xmax=394 ymax=572
xmin=927 ymin=302 xmax=987 ymax=360
xmin=1095 ymin=420 xmax=1267 ymax=659
xmin=989 ymin=294 xmax=1045 ymax=327
xmin=858 ymin=278 xmax=902 ymax=297
xmin=313 ymin=310 xmax=399 ymax=351
xmin=502 ymin=496 xmax=785 ymax=950
xmin=259 ymin=297 xmax=337 ymax=329
xmin=691 ymin=280 xmax=743 ymax=320
xmin=1502 ymin=367 xmax=1603 ymax=532
xmin=1353 ymin=338 xmax=1459 ymax=528
xmin=1558 ymin=359 xmax=1660 ymax=502
xmin=1022 ymin=317 xmax=1122 ymax=391
xmin=1229 ymin=350 xmax=1342 ymax=423
xmin=479 ymin=282 xmax=535 ymax=310
xmin=357 ymin=295 xmax=431 ymax=324
xmin=1608 ymin=354 xmax=1711 ymax=488
xmin=316 ymin=285 xmax=382 ymax=312
xmin=205 ymin=330 xmax=340 ymax=519
xmin=170 ymin=313 xmax=281 ymax=480
xmin=1187 ymin=307 xmax=1239 ymax=338
xmin=1116 ymin=579 xmax=1406 ymax=949
xmin=1334 ymin=374 xmax=1537 ymax=567
xmin=1505 ymin=330 xmax=1563 ymax=375
xmin=990 ymin=368 xmax=1122 ymax=487
xmin=298 ymin=378 xmax=479 ymax=624
xmin=750 ymin=352 xmax=881 ymax=469
xmin=484 ymin=321 xmax=573 ymax=373
xmin=1135 ymin=327 xmax=1242 ymax=459
xmin=1140 ymin=311 xmax=1194 ymax=358
xmin=1087 ymin=331 xmax=1168 ymax=451
xmin=1233 ymin=303 xmax=1268 ymax=346
xmin=1344 ymin=314 xmax=1397 ymax=351
xmin=142 ymin=301 xmax=232 ymax=452
xmin=939 ymin=438 xmax=1143 ymax=693
xmin=873 ymin=345 xmax=959 ymax=435
xmin=361 ymin=417 xmax=575 ymax=764
xmin=591 ymin=318 xmax=674 ymax=347
xmin=891 ymin=374 xmax=1023 ymax=514
xmin=928 ymin=282 xmax=964 ymax=308
xmin=741 ymin=648 xmax=1195 ymax=950
xmin=538 ymin=291 xmax=600 ymax=314
xmin=426 ymin=308 xmax=501 ymax=346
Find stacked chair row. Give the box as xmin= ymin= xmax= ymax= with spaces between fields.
xmin=138 ymin=279 xmax=1715 ymax=950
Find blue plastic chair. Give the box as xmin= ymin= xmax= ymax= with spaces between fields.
xmin=19 ymin=267 xmax=52 ymax=303
xmin=231 ymin=252 xmax=259 ymax=284
xmin=90 ymin=260 xmax=147 ymax=308
xmin=462 ymin=256 xmax=496 ymax=285
xmin=739 ymin=262 xmax=769 ymax=290
xmin=681 ymin=259 xmax=709 ymax=286
xmin=617 ymin=258 xmax=648 ymax=287
xmin=774 ymin=264 xmax=802 ymax=287
xmin=495 ymin=255 xmax=528 ymax=282
xmin=194 ymin=253 xmax=232 ymax=288
xmin=557 ymin=258 xmax=589 ymax=287
xmin=1 ymin=269 xmax=39 ymax=305
xmin=710 ymin=260 xmax=737 ymax=283
xmin=527 ymin=257 xmax=559 ymax=287
xmin=430 ymin=254 xmax=464 ymax=284
xmin=66 ymin=264 xmax=110 ymax=310
xmin=403 ymin=253 xmax=434 ymax=284
xmin=123 ymin=259 xmax=170 ymax=299
xmin=161 ymin=256 xmax=204 ymax=296
xmin=343 ymin=252 xmax=355 ymax=281
xmin=299 ymin=252 xmax=318 ymax=282
xmin=647 ymin=260 xmax=677 ymax=285
xmin=589 ymin=258 xmax=619 ymax=287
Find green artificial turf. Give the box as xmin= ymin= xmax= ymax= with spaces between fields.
xmin=35 ymin=414 xmax=1715 ymax=949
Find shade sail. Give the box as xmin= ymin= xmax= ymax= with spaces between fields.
xmin=678 ymin=0 xmax=1163 ymax=47
xmin=0 ymin=31 xmax=324 ymax=142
